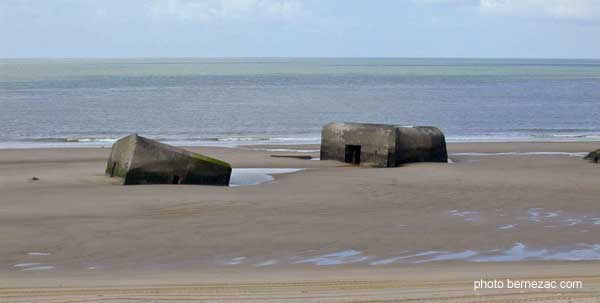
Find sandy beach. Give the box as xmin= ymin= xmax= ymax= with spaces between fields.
xmin=2 ymin=141 xmax=600 ymax=302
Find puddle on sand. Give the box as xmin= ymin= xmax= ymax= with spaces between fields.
xmin=518 ymin=208 xmax=600 ymax=227
xmin=368 ymin=243 xmax=600 ymax=265
xmin=415 ymin=250 xmax=479 ymax=263
xmin=28 ymin=252 xmax=51 ymax=256
xmin=229 ymin=168 xmax=304 ymax=186
xmin=14 ymin=263 xmax=56 ymax=271
xmin=14 ymin=263 xmax=41 ymax=267
xmin=240 ymin=243 xmax=600 ymax=266
xmin=448 ymin=210 xmax=480 ymax=222
xmin=255 ymin=260 xmax=278 ymax=267
xmin=224 ymin=257 xmax=247 ymax=265
xmin=21 ymin=265 xmax=56 ymax=271
xmin=497 ymin=224 xmax=517 ymax=230
xmin=368 ymin=251 xmax=433 ymax=266
xmin=294 ymin=250 xmax=370 ymax=266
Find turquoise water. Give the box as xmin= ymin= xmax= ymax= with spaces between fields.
xmin=1 ymin=58 xmax=599 ymax=148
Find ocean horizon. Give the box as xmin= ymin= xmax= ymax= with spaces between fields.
xmin=1 ymin=57 xmax=600 ymax=149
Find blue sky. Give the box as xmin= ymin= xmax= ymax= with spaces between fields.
xmin=1 ymin=0 xmax=600 ymax=58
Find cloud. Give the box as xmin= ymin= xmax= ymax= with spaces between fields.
xmin=413 ymin=0 xmax=479 ymax=5
xmin=415 ymin=0 xmax=600 ymax=21
xmin=480 ymin=0 xmax=600 ymax=21
xmin=149 ymin=0 xmax=304 ymax=21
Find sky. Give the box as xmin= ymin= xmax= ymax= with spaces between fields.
xmin=1 ymin=0 xmax=600 ymax=58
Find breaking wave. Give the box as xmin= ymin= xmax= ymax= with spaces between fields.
xmin=4 ymin=135 xmax=321 ymax=149
xmin=26 ymin=137 xmax=118 ymax=143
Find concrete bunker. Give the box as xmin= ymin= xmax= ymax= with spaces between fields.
xmin=584 ymin=148 xmax=600 ymax=163
xmin=106 ymin=134 xmax=231 ymax=185
xmin=320 ymin=122 xmax=448 ymax=167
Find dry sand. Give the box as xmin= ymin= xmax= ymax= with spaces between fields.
xmin=1 ymin=141 xmax=600 ymax=302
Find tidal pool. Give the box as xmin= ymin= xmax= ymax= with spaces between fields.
xmin=229 ymin=168 xmax=304 ymax=186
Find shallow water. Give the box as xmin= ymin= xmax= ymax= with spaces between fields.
xmin=20 ymin=265 xmax=56 ymax=271
xmin=229 ymin=168 xmax=304 ymax=186
xmin=259 ymin=243 xmax=600 ymax=267
xmin=293 ymin=250 xmax=370 ymax=266
xmin=27 ymin=252 xmax=51 ymax=256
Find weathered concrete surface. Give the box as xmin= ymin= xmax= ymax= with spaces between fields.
xmin=106 ymin=134 xmax=231 ymax=185
xmin=320 ymin=122 xmax=447 ymax=167
xmin=584 ymin=148 xmax=600 ymax=163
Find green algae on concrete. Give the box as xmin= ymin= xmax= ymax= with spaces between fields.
xmin=106 ymin=134 xmax=231 ymax=186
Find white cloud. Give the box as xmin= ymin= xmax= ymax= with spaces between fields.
xmin=149 ymin=0 xmax=304 ymax=21
xmin=413 ymin=0 xmax=478 ymax=5
xmin=480 ymin=0 xmax=600 ymax=21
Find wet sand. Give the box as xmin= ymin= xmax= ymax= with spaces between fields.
xmin=1 ymin=141 xmax=600 ymax=302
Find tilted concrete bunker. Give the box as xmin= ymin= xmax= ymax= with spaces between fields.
xmin=320 ymin=122 xmax=448 ymax=167
xmin=584 ymin=148 xmax=600 ymax=163
xmin=106 ymin=134 xmax=231 ymax=185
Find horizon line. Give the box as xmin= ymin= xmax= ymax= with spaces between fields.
xmin=2 ymin=56 xmax=600 ymax=61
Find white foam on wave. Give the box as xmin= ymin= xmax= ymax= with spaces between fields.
xmin=447 ymin=134 xmax=600 ymax=143
xmin=252 ymin=148 xmax=320 ymax=153
xmin=450 ymin=152 xmax=588 ymax=157
xmin=69 ymin=138 xmax=115 ymax=143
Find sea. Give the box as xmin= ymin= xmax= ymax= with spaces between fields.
xmin=1 ymin=58 xmax=599 ymax=149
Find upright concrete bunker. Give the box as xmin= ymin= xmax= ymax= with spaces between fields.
xmin=106 ymin=134 xmax=232 ymax=185
xmin=320 ymin=122 xmax=448 ymax=167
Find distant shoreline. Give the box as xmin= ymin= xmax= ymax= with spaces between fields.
xmin=1 ymin=138 xmax=599 ymax=150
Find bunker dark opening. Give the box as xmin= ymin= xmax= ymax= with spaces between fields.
xmin=345 ymin=145 xmax=361 ymax=165
xmin=110 ymin=162 xmax=117 ymax=177
xmin=172 ymin=175 xmax=181 ymax=184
